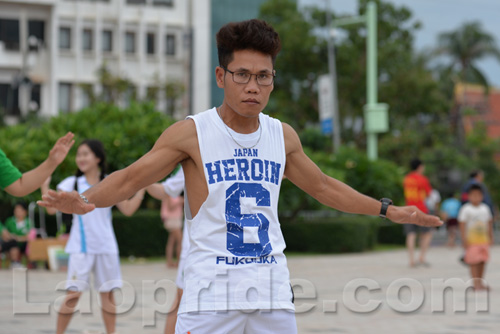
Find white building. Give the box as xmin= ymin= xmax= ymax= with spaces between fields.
xmin=0 ymin=0 xmax=212 ymax=124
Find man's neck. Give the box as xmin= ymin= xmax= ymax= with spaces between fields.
xmin=217 ymin=104 xmax=260 ymax=134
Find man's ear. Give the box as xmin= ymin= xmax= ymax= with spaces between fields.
xmin=215 ymin=66 xmax=225 ymax=88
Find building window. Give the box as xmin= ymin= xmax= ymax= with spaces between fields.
xmin=28 ymin=20 xmax=45 ymax=50
xmin=102 ymin=30 xmax=113 ymax=52
xmin=58 ymin=83 xmax=72 ymax=113
xmin=124 ymin=86 xmax=136 ymax=106
xmin=82 ymin=29 xmax=93 ymax=51
xmin=59 ymin=27 xmax=71 ymax=50
xmin=30 ymin=84 xmax=41 ymax=112
xmin=166 ymin=34 xmax=175 ymax=56
xmin=153 ymin=0 xmax=173 ymax=6
xmin=125 ymin=32 xmax=136 ymax=54
xmin=0 ymin=19 xmax=20 ymax=51
xmin=80 ymin=84 xmax=93 ymax=109
xmin=146 ymin=32 xmax=155 ymax=55
xmin=127 ymin=0 xmax=146 ymax=4
xmin=0 ymin=83 xmax=20 ymax=116
xmin=146 ymin=86 xmax=159 ymax=103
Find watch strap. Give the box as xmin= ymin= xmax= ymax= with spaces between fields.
xmin=379 ymin=198 xmax=393 ymax=219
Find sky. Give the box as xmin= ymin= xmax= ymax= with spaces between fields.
xmin=298 ymin=0 xmax=500 ymax=87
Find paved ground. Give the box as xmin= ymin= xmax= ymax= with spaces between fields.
xmin=1 ymin=244 xmax=499 ymax=334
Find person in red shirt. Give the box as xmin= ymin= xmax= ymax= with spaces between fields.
xmin=403 ymin=158 xmax=433 ymax=267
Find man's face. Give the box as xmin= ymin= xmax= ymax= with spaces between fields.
xmin=216 ymin=49 xmax=274 ymax=118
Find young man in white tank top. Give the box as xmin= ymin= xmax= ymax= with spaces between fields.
xmin=40 ymin=19 xmax=442 ymax=334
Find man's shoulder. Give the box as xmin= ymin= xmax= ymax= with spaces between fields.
xmin=188 ymin=108 xmax=215 ymax=121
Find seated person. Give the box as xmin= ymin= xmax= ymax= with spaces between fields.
xmin=2 ymin=202 xmax=32 ymax=268
xmin=1 ymin=222 xmax=16 ymax=266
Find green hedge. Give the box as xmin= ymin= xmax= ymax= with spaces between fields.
xmin=280 ymin=215 xmax=380 ymax=253
xmin=113 ymin=210 xmax=166 ymax=257
xmin=0 ymin=102 xmax=174 ymax=206
xmin=29 ymin=210 xmax=406 ymax=256
xmin=377 ymin=222 xmax=406 ymax=245
xmin=112 ymin=211 xmax=384 ymax=256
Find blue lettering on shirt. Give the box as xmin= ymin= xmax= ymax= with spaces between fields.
xmin=205 ymin=158 xmax=281 ymax=185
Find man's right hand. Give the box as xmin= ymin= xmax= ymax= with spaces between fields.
xmin=38 ymin=189 xmax=95 ymax=215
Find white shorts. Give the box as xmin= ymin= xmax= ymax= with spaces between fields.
xmin=175 ymin=309 xmax=297 ymax=334
xmin=65 ymin=253 xmax=122 ymax=292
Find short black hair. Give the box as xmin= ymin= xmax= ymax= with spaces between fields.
xmin=410 ymin=158 xmax=422 ymax=171
xmin=15 ymin=201 xmax=28 ymax=212
xmin=216 ymin=19 xmax=281 ymax=68
xmin=469 ymin=170 xmax=482 ymax=178
xmin=468 ymin=184 xmax=483 ymax=194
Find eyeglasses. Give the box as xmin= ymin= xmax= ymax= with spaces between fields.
xmin=221 ymin=65 xmax=275 ymax=86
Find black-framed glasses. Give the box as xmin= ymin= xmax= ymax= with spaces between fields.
xmin=221 ymin=65 xmax=275 ymax=86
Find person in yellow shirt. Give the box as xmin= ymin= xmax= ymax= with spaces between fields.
xmin=458 ymin=184 xmax=494 ymax=290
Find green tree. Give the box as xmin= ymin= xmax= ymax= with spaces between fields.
xmin=164 ymin=80 xmax=185 ymax=117
xmin=436 ymin=21 xmax=500 ymax=90
xmin=259 ymin=0 xmax=449 ymax=148
xmin=435 ymin=21 xmax=500 ymax=143
xmin=259 ymin=0 xmax=327 ymax=129
xmin=81 ymin=64 xmax=135 ymax=105
xmin=0 ymin=102 xmax=174 ymax=207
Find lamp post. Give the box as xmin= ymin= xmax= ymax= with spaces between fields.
xmin=325 ymin=1 xmax=340 ymax=153
xmin=331 ymin=1 xmax=389 ymax=160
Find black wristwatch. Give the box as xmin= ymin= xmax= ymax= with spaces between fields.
xmin=379 ymin=198 xmax=393 ymax=219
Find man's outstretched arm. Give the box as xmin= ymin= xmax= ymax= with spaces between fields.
xmin=4 ymin=132 xmax=75 ymax=197
xmin=282 ymin=123 xmax=442 ymax=227
xmin=38 ymin=120 xmax=194 ymax=214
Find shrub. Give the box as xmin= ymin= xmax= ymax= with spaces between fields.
xmin=113 ymin=210 xmax=166 ymax=257
xmin=31 ymin=210 xmax=403 ymax=257
xmin=377 ymin=221 xmax=406 ymax=245
xmin=0 ymin=102 xmax=174 ymax=206
xmin=281 ymin=215 xmax=379 ymax=253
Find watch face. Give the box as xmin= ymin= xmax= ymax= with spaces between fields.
xmin=381 ymin=198 xmax=393 ymax=205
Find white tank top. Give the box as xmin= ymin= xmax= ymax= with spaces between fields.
xmin=179 ymin=107 xmax=294 ymax=313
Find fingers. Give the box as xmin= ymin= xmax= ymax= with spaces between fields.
xmin=37 ymin=200 xmax=51 ymax=208
xmin=61 ymin=132 xmax=75 ymax=143
xmin=56 ymin=132 xmax=75 ymax=149
xmin=37 ymin=191 xmax=57 ymax=208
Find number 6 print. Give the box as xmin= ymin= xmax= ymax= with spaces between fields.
xmin=225 ymin=183 xmax=272 ymax=257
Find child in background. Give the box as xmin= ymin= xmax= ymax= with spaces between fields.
xmin=2 ymin=202 xmax=32 ymax=268
xmin=161 ymin=193 xmax=184 ymax=268
xmin=440 ymin=193 xmax=462 ymax=248
xmin=458 ymin=184 xmax=494 ymax=290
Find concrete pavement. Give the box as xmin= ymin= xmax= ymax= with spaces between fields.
xmin=1 ymin=245 xmax=499 ymax=334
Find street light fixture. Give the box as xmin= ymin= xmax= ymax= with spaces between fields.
xmin=330 ymin=1 xmax=389 ymax=160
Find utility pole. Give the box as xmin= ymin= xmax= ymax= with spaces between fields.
xmin=331 ymin=1 xmax=389 ymax=160
xmin=325 ymin=0 xmax=341 ymax=153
